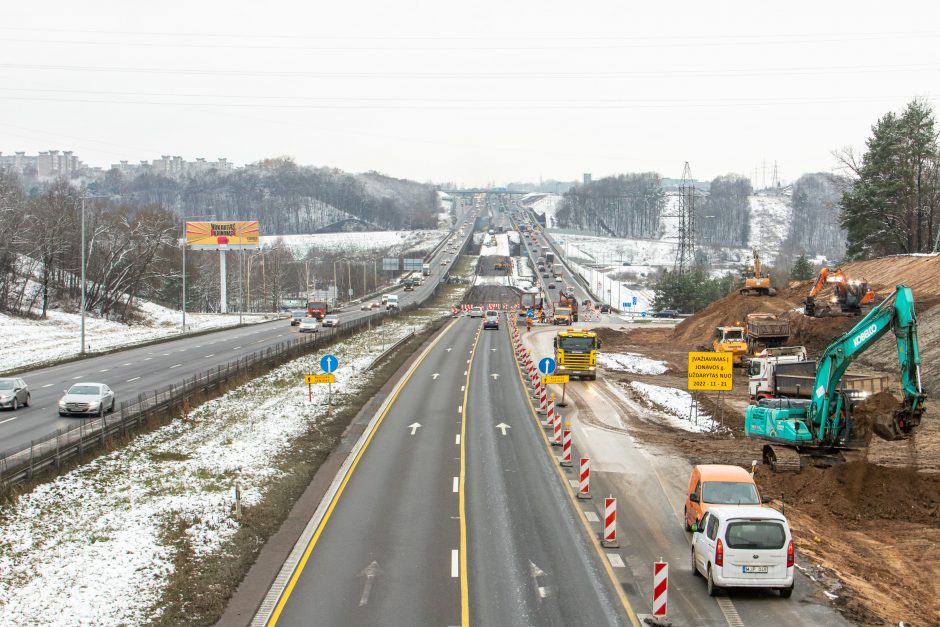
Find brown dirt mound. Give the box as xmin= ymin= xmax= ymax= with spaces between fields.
xmin=671 ymin=291 xmax=796 ymax=345
xmin=755 ymin=462 xmax=940 ymax=528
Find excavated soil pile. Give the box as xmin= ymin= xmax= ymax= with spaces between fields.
xmin=755 ymin=462 xmax=940 ymax=528
xmin=592 ymin=327 xmax=632 ymax=347
xmin=670 ymin=292 xmax=792 ymax=345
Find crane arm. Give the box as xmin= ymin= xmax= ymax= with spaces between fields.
xmin=809 ymin=285 xmax=925 ymax=442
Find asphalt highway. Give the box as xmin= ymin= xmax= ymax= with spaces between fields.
xmin=0 ymin=215 xmax=478 ymax=456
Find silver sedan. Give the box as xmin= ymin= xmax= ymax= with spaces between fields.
xmin=58 ymin=382 xmax=115 ymax=417
xmin=0 ymin=378 xmax=29 ymax=410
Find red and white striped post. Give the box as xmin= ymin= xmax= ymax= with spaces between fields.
xmin=552 ymin=406 xmax=562 ymax=445
xmin=560 ymin=424 xmax=572 ymax=466
xmin=544 ymin=394 xmax=555 ymax=429
xmin=652 ymin=561 xmax=668 ymax=618
xmin=578 ymin=457 xmax=591 ymax=499
xmin=538 ymin=386 xmax=548 ymax=415
xmin=602 ymin=497 xmax=619 ymax=547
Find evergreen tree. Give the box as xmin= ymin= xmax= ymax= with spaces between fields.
xmin=790 ymin=253 xmax=815 ymax=280
xmin=840 ymin=99 xmax=940 ymax=258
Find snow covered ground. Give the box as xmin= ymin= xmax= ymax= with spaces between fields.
xmin=0 ymin=312 xmax=441 ymax=625
xmin=563 ymin=255 xmax=655 ymax=314
xmin=0 ymin=304 xmax=267 ymax=373
xmin=479 ymin=233 xmax=511 ymax=257
xmin=626 ymin=381 xmax=722 ymax=433
xmin=261 ymin=230 xmax=447 ymax=258
xmin=747 ymin=192 xmax=792 ymax=264
xmin=523 ymin=193 xmax=563 ymax=228
xmin=598 ymin=352 xmax=668 ymax=375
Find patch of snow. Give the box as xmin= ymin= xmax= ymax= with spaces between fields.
xmin=261 ymin=230 xmax=447 ymax=258
xmin=627 ymin=381 xmax=722 ymax=433
xmin=479 ymin=233 xmax=511 ymax=257
xmin=0 ymin=305 xmax=266 ymax=373
xmin=523 ymin=193 xmax=563 ymax=228
xmin=598 ymin=352 xmax=668 ymax=375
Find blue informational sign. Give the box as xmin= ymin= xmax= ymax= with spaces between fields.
xmin=538 ymin=357 xmax=557 ymax=375
xmin=623 ymin=302 xmax=630 ymax=308
xmin=527 ymin=309 xmax=535 ymax=318
xmin=632 ymin=295 xmax=638 ymax=306
xmin=641 ymin=311 xmax=647 ymax=318
xmin=320 ymin=354 xmax=339 ymax=374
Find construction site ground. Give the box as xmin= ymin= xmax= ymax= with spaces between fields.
xmin=590 ymin=254 xmax=940 ymax=626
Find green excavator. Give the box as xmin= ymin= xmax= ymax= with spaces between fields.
xmin=745 ymin=285 xmax=926 ymax=471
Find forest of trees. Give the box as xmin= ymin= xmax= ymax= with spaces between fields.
xmin=554 ymin=173 xmax=664 ymax=238
xmin=695 ymin=174 xmax=752 ymax=247
xmin=780 ymin=172 xmax=847 ymax=264
xmin=838 ymin=99 xmax=940 ymax=258
xmin=86 ymin=158 xmax=440 ymax=235
xmin=0 ymin=160 xmax=442 ymax=322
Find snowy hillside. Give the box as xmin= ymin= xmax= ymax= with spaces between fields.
xmin=522 ymin=193 xmax=564 ymax=228
xmin=261 ymin=230 xmax=447 ymax=258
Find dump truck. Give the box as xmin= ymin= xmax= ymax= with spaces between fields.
xmin=712 ymin=326 xmax=748 ymax=364
xmin=422 ymin=263 xmax=431 ymax=276
xmin=745 ymin=313 xmax=791 ymax=354
xmin=558 ymin=292 xmax=579 ymax=322
xmin=554 ymin=328 xmax=601 ymax=380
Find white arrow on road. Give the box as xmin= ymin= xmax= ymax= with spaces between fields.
xmin=529 ymin=560 xmax=551 ymax=598
xmin=408 ymin=423 xmax=422 ymax=435
xmin=491 ymin=348 xmax=497 ymax=352
xmin=446 ymin=347 xmax=453 ymax=352
xmin=432 ymin=373 xmax=440 ymax=380
xmin=491 ymin=373 xmax=500 ymax=380
xmin=358 ymin=561 xmax=382 ymax=606
xmin=496 ymin=423 xmax=511 ymax=435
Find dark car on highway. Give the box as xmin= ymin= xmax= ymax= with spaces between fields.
xmin=600 ymin=304 xmax=611 ymax=313
xmin=652 ymin=309 xmax=680 ymax=318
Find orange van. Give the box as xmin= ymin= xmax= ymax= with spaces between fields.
xmin=684 ymin=464 xmax=769 ymax=531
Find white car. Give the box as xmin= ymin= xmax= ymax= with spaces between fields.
xmin=58 ymin=382 xmax=115 ymax=417
xmin=321 ymin=314 xmax=340 ymax=327
xmin=469 ymin=306 xmax=484 ymax=318
xmin=298 ymin=318 xmax=320 ymax=333
xmin=440 ymin=258 xmax=448 ymax=265
xmin=691 ymin=506 xmax=794 ymax=598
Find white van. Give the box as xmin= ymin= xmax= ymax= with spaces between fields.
xmin=386 ymin=294 xmax=399 ymax=310
xmin=691 ymin=505 xmax=794 ymax=598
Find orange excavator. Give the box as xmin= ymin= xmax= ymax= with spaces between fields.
xmin=740 ymin=249 xmax=776 ymax=296
xmin=804 ymin=267 xmax=875 ymax=317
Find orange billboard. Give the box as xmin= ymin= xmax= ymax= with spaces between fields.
xmin=186 ymin=221 xmax=259 ymax=250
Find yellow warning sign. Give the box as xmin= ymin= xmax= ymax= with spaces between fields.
xmin=305 ymin=374 xmax=336 ymax=384
xmin=542 ymin=375 xmax=571 ymax=385
xmin=687 ymin=352 xmax=733 ymax=390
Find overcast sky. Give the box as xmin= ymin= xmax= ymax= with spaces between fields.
xmin=1 ymin=1 xmax=937 ymax=187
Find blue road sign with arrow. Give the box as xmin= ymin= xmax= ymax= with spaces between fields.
xmin=320 ymin=354 xmax=339 ymax=374
xmin=539 ymin=357 xmax=557 ymax=375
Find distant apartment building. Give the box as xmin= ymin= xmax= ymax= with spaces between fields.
xmin=0 ymin=150 xmax=86 ymax=182
xmin=111 ymin=155 xmax=233 ymax=180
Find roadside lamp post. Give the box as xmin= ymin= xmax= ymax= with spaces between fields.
xmin=181 ymin=213 xmax=214 ymax=331
xmin=79 ymin=193 xmax=107 ymax=355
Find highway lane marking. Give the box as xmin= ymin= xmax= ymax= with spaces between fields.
xmin=99 ymin=369 xmax=109 ymax=373
xmin=144 ymin=358 xmax=152 ymax=361
xmin=716 ymin=598 xmax=746 ymax=627
xmin=122 ymin=363 xmax=132 ymax=366
xmin=127 ymin=377 xmax=141 ymax=382
xmin=170 ymin=364 xmax=182 ymax=369
xmin=585 ymin=511 xmax=600 ymax=523
xmin=0 ymin=416 xmax=18 ymax=425
xmin=460 ymin=385 xmax=465 ymax=392
xmin=509 ymin=324 xmax=642 ymax=627
xmin=41 ymin=383 xmax=53 ymax=388
xmin=458 ymin=314 xmax=484 ymax=627
xmin=606 ymin=554 xmax=625 ymax=568
xmin=162 ymin=353 xmax=170 ymax=356
xmin=455 ymin=434 xmax=460 ymax=445
xmin=453 ymin=477 xmax=459 ymax=493
xmin=261 ymin=318 xmax=460 ymax=626
xmin=457 ymin=405 xmax=462 ymax=413
xmin=233 ymin=346 xmax=242 ymax=350
xmin=205 ymin=354 xmax=215 ymax=358
xmin=451 ymin=549 xmax=459 ymax=578
xmin=72 ymin=376 xmax=81 ymax=379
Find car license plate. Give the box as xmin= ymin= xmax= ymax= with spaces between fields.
xmin=743 ymin=565 xmax=768 ymax=574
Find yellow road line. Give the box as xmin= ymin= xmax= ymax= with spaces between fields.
xmin=508 ymin=320 xmax=642 ymax=627
xmin=459 ymin=322 xmax=482 ymax=626
xmin=267 ymin=319 xmax=458 ymax=626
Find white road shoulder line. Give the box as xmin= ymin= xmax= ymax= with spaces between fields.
xmin=451 ymin=549 xmax=459 ymax=577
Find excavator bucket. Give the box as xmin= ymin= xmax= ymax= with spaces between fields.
xmin=871 ymin=401 xmax=924 ymax=441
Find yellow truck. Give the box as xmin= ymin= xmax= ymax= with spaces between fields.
xmin=712 ymin=326 xmax=748 ymax=364
xmin=553 ymin=328 xmax=601 ymax=381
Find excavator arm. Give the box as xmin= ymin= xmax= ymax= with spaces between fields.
xmin=808 ymin=285 xmax=926 ymax=443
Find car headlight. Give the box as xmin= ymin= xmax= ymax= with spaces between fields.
xmin=58 ymin=400 xmax=67 ymax=407
xmin=0 ymin=395 xmax=9 ymax=401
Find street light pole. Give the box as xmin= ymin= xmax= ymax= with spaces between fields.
xmin=80 ymin=195 xmax=86 ymax=354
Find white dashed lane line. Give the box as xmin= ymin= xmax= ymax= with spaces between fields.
xmin=127 ymin=376 xmax=141 ymax=382
xmin=170 ymin=364 xmax=181 ymax=369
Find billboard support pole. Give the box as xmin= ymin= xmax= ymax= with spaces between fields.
xmin=220 ymin=249 xmax=228 ymax=313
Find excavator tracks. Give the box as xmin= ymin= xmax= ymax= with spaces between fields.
xmin=762 ymin=445 xmax=802 ymax=472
